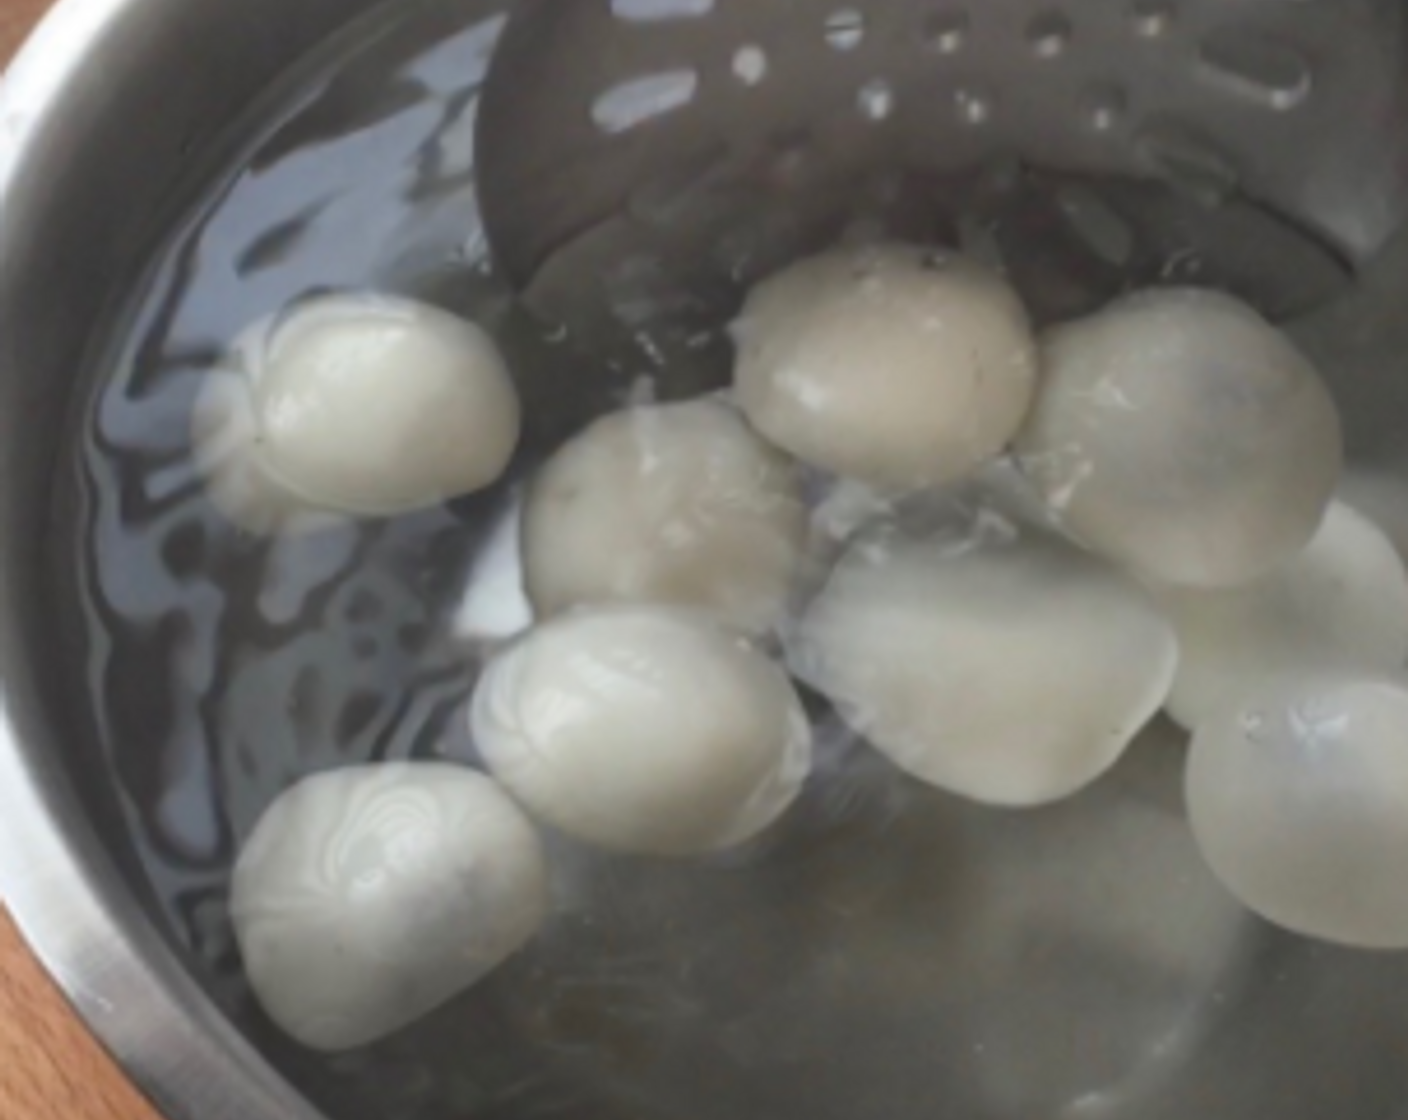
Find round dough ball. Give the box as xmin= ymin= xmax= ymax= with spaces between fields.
xmin=1187 ymin=677 xmax=1408 ymax=948
xmin=231 ymin=764 xmax=547 ymax=1052
xmin=193 ymin=293 xmax=521 ymax=530
xmin=796 ymin=457 xmax=1062 ymax=607
xmin=1158 ymin=501 xmax=1408 ymax=729
xmin=471 ymin=606 xmax=812 ymax=855
xmin=522 ymin=400 xmax=806 ymax=633
xmin=788 ymin=515 xmax=1178 ymax=807
xmin=1016 ymin=288 xmax=1343 ymax=588
xmin=732 ymin=244 xmax=1038 ymax=490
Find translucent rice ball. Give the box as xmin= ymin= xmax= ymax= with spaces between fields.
xmin=806 ymin=457 xmax=1058 ymax=551
xmin=733 ymin=243 xmax=1038 ymax=491
xmin=1016 ymin=289 xmax=1343 ymax=587
xmin=471 ymin=605 xmax=812 ymax=855
xmin=231 ymin=764 xmax=548 ymax=1052
xmin=1157 ymin=501 xmax=1408 ymax=729
xmin=788 ymin=513 xmax=1178 ymax=807
xmin=193 ymin=293 xmax=521 ymax=533
xmin=521 ymin=399 xmax=807 ymax=634
xmin=1186 ymin=677 xmax=1408 ymax=948
xmin=795 ymin=458 xmax=1063 ymax=612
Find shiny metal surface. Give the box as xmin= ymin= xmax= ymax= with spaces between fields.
xmin=480 ymin=0 xmax=1408 ymax=284
xmin=477 ymin=0 xmax=1408 ymax=392
xmin=6 ymin=1 xmax=1408 ymax=1119
xmin=0 ymin=0 xmax=367 ymax=1115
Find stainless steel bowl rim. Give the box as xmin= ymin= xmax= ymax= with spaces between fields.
xmin=0 ymin=3 xmax=319 ymax=1117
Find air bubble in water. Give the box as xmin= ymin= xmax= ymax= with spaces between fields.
xmin=858 ymin=80 xmax=895 ymax=121
xmin=1027 ymin=11 xmax=1072 ymax=58
xmin=955 ymin=88 xmax=993 ymax=126
xmin=733 ymin=44 xmax=769 ymax=86
xmin=924 ymin=8 xmax=969 ymax=53
xmin=1082 ymin=85 xmax=1127 ymax=132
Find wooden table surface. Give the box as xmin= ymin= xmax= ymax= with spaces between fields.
xmin=0 ymin=0 xmax=45 ymax=63
xmin=0 ymin=913 xmax=161 ymax=1120
xmin=0 ymin=10 xmax=163 ymax=1120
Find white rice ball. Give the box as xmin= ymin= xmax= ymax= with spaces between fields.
xmin=231 ymin=764 xmax=548 ymax=1052
xmin=521 ymin=400 xmax=806 ymax=633
xmin=1186 ymin=676 xmax=1408 ymax=948
xmin=193 ymin=293 xmax=520 ymax=532
xmin=471 ymin=606 xmax=812 ymax=856
xmin=733 ymin=244 xmax=1037 ymax=490
xmin=788 ymin=514 xmax=1178 ymax=807
xmin=1157 ymin=501 xmax=1408 ymax=729
xmin=1016 ymin=288 xmax=1343 ymax=587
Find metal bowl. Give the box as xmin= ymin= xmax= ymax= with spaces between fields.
xmin=0 ymin=3 xmax=376 ymax=1115
xmin=7 ymin=2 xmax=1408 ymax=1120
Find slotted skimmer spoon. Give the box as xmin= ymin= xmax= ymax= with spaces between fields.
xmin=473 ymin=0 xmax=1408 ymax=384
